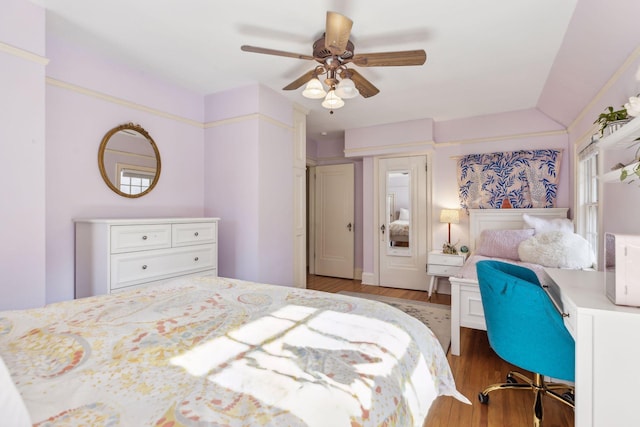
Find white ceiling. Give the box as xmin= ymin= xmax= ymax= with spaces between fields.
xmin=40 ymin=0 xmax=578 ymax=139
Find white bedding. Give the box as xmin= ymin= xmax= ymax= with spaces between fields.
xmin=389 ymin=219 xmax=409 ymax=236
xmin=454 ymin=253 xmax=552 ymax=286
xmin=0 ymin=275 xmax=468 ymax=427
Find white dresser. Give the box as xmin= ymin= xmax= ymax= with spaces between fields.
xmin=75 ymin=218 xmax=219 ymax=297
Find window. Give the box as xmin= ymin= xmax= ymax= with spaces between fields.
xmin=117 ymin=166 xmax=156 ymax=195
xmin=577 ymin=144 xmax=599 ymax=265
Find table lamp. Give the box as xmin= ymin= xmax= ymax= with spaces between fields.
xmin=440 ymin=209 xmax=460 ymax=244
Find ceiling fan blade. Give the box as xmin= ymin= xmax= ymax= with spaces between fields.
xmin=283 ymin=70 xmax=317 ymax=91
xmin=325 ymin=11 xmax=353 ymax=55
xmin=241 ymin=45 xmax=314 ymax=61
xmin=341 ymin=69 xmax=379 ymax=98
xmin=351 ymin=50 xmax=427 ymax=67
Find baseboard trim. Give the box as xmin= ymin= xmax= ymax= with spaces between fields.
xmin=361 ymin=272 xmax=378 ymax=286
xmin=354 ymin=268 xmax=363 ymax=281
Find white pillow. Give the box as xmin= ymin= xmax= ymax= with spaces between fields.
xmin=518 ymin=231 xmax=594 ymax=269
xmin=398 ymin=208 xmax=410 ymax=221
xmin=0 ymin=355 xmax=31 ymax=427
xmin=522 ymin=213 xmax=573 ymax=234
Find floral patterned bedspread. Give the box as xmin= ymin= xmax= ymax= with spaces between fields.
xmin=0 ymin=276 xmax=467 ymax=427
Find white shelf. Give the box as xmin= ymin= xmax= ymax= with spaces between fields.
xmin=601 ymin=161 xmax=640 ymax=183
xmin=597 ymin=115 xmax=640 ymax=150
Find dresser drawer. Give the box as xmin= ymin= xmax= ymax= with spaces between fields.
xmin=110 ymin=224 xmax=172 ymax=253
xmin=172 ymin=222 xmax=217 ymax=247
xmin=110 ymin=244 xmax=217 ymax=290
xmin=428 ymin=264 xmax=462 ymax=276
xmin=428 ymin=253 xmax=465 ymax=266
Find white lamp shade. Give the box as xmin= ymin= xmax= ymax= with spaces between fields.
xmin=439 ymin=209 xmax=460 ymax=224
xmin=302 ymin=78 xmax=327 ymax=99
xmin=334 ymin=78 xmax=359 ymax=99
xmin=321 ymin=90 xmax=344 ymax=109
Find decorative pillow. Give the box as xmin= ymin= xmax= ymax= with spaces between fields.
xmin=522 ymin=213 xmax=573 ymax=234
xmin=518 ymin=231 xmax=595 ymax=269
xmin=398 ymin=208 xmax=409 ymax=221
xmin=0 ymin=355 xmax=31 ymax=427
xmin=476 ymin=228 xmax=535 ymax=260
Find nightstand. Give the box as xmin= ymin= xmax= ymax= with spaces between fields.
xmin=427 ymin=250 xmax=468 ymax=298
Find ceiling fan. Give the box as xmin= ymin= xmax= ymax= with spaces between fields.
xmin=241 ymin=11 xmax=427 ymax=110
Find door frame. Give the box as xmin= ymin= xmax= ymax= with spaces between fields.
xmin=370 ymin=152 xmax=433 ymax=286
xmin=307 ymin=163 xmax=316 ymax=275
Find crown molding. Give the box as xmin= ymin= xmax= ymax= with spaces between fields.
xmin=0 ymin=41 xmax=48 ymax=65
xmin=46 ymin=77 xmax=203 ymax=127
xmin=204 ymin=113 xmax=292 ymax=131
xmin=441 ymin=129 xmax=567 ymax=146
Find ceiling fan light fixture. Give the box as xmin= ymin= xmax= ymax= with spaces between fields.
xmin=302 ymin=77 xmax=327 ymax=99
xmin=334 ymin=77 xmax=359 ymax=99
xmin=321 ymin=89 xmax=344 ymax=110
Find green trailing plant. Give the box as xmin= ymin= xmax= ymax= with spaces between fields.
xmin=594 ymin=106 xmax=628 ymax=136
xmin=620 ymin=145 xmax=640 ymax=183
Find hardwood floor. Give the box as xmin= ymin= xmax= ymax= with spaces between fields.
xmin=306 ymin=274 xmax=574 ymax=427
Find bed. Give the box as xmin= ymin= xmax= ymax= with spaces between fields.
xmin=449 ymin=208 xmax=569 ymax=355
xmin=0 ymin=275 xmax=468 ymax=427
xmin=389 ymin=208 xmax=410 ymax=246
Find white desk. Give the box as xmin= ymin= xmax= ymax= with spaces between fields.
xmin=543 ymin=268 xmax=640 ymax=427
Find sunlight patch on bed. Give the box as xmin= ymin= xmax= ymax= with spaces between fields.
xmin=170 ymin=303 xmax=416 ymax=423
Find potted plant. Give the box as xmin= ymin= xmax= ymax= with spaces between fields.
xmin=620 ymin=145 xmax=640 ymax=183
xmin=594 ymin=106 xmax=629 ymax=136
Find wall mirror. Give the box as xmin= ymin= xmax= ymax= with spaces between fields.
xmin=98 ymin=123 xmax=161 ymax=198
xmin=386 ymin=170 xmax=411 ymax=256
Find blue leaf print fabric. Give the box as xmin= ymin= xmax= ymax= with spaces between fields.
xmin=457 ymin=149 xmax=562 ymax=209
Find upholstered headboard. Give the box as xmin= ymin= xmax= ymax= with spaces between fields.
xmin=468 ymin=208 xmax=569 ymax=252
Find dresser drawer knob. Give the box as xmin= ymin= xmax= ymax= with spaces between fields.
xmin=142 ymin=264 xmax=148 ymax=270
xmin=194 ymin=257 xmax=199 ymax=262
xmin=142 ymin=235 xmax=148 ymax=240
xmin=194 ymin=232 xmax=199 ymax=237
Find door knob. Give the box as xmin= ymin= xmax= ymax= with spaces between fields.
xmin=347 ymin=222 xmax=352 ymax=232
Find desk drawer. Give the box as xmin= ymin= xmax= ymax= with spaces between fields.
xmin=110 ymin=244 xmax=216 ymax=290
xmin=172 ymin=222 xmax=217 ymax=247
xmin=428 ymin=264 xmax=462 ymax=276
xmin=428 ymin=253 xmax=465 ymax=266
xmin=110 ymin=224 xmax=171 ymax=253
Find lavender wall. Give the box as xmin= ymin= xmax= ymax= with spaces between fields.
xmin=203 ymin=84 xmax=296 ymax=286
xmin=0 ymin=0 xmax=46 ymax=309
xmin=45 ymin=37 xmax=206 ymax=303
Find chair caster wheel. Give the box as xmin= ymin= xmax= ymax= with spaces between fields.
xmin=562 ymin=391 xmax=575 ymax=405
xmin=478 ymin=392 xmax=489 ymax=404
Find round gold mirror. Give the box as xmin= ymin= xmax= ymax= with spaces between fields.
xmin=98 ymin=123 xmax=161 ymax=198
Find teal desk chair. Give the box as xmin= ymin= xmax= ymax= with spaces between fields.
xmin=476 ymin=260 xmax=575 ymax=426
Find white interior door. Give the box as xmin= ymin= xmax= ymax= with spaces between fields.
xmin=379 ymin=156 xmax=428 ymax=290
xmin=315 ymin=164 xmax=354 ymax=279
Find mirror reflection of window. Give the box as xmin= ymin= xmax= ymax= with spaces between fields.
xmin=386 ymin=171 xmax=411 ymax=253
xmin=119 ymin=168 xmax=155 ymax=195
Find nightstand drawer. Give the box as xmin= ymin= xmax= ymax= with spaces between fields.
xmin=428 ymin=264 xmax=462 ymax=276
xmin=428 ymin=253 xmax=465 ymax=266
